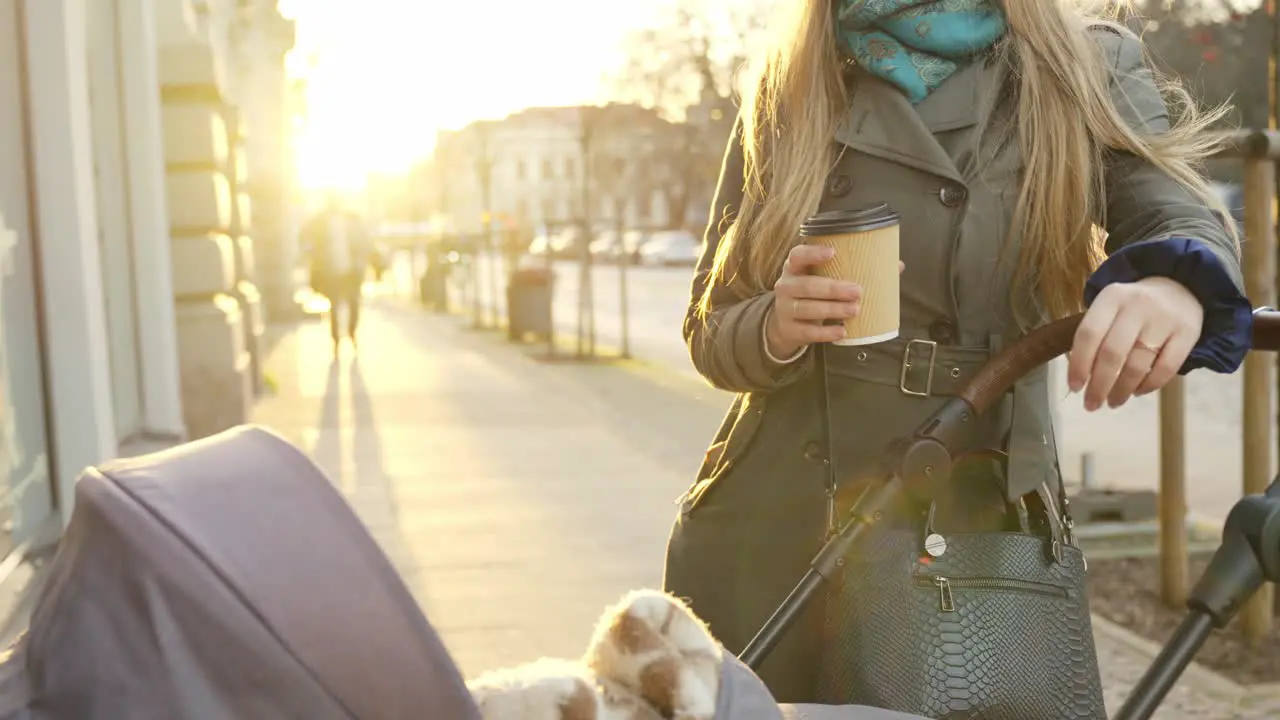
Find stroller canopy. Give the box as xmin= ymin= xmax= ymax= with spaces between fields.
xmin=0 ymin=425 xmax=480 ymax=719
xmin=0 ymin=425 xmax=928 ymax=720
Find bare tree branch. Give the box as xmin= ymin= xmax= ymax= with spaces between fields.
xmin=607 ymin=0 xmax=771 ymax=118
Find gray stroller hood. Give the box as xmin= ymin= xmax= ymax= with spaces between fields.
xmin=719 ymin=655 xmax=927 ymax=720
xmin=0 ymin=425 xmax=480 ymax=720
xmin=0 ymin=425 xmax=927 ymax=720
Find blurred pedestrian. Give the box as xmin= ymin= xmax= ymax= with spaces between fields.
xmin=303 ymin=192 xmax=373 ymax=354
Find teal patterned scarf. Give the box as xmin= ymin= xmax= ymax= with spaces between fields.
xmin=835 ymin=0 xmax=1007 ymax=104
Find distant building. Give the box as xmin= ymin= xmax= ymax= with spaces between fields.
xmin=683 ymin=86 xmax=738 ymax=228
xmin=423 ymin=103 xmax=724 ymax=240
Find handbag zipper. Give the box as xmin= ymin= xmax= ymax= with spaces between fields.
xmin=915 ymin=574 xmax=1070 ymax=613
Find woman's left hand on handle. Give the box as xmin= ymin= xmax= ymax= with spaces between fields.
xmin=1066 ymin=276 xmax=1204 ymax=411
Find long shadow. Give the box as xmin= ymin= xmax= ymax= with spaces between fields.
xmin=346 ymin=357 xmax=421 ymax=596
xmin=308 ymin=358 xmax=344 ymax=478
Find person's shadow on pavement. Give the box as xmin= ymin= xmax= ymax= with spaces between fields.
xmin=310 ymin=358 xmax=344 ymax=486
xmin=347 ymin=357 xmax=420 ymax=594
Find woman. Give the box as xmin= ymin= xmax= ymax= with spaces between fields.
xmin=663 ymin=0 xmax=1252 ymax=704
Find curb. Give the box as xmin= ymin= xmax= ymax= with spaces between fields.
xmin=1090 ymin=612 xmax=1280 ymax=707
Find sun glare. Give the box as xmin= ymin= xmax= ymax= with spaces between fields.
xmin=280 ymin=0 xmax=660 ymax=191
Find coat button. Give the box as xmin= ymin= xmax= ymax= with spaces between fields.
xmin=929 ymin=319 xmax=957 ymax=344
xmin=827 ymin=173 xmax=854 ymax=198
xmin=803 ymin=441 xmax=826 ymax=464
xmin=939 ymin=185 xmax=967 ymax=207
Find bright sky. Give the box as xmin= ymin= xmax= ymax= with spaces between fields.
xmin=279 ymin=0 xmax=699 ymax=190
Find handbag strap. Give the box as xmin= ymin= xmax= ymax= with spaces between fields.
xmin=1043 ymin=403 xmax=1077 ymax=549
xmin=816 ymin=342 xmax=840 ymax=537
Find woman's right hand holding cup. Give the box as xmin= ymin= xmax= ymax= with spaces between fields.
xmin=765 ymin=245 xmax=865 ymax=359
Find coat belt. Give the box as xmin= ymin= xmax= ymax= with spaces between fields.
xmin=823 ymin=334 xmax=993 ymax=397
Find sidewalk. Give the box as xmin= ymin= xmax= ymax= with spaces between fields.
xmin=252 ymin=298 xmax=1267 ymax=718
xmin=251 ymin=298 xmax=725 ymax=677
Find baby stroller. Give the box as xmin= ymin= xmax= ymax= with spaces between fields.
xmin=0 ymin=425 xmax=918 ymax=719
xmin=0 ymin=311 xmax=1274 ymax=719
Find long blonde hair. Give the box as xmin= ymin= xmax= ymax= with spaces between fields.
xmin=697 ymin=0 xmax=1234 ymax=324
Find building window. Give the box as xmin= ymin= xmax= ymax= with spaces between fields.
xmin=515 ymin=159 xmax=526 ymax=181
xmin=542 ymin=158 xmax=554 ymax=180
xmin=563 ymin=157 xmax=575 ymax=180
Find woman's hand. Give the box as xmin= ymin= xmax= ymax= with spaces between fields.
xmin=765 ymin=245 xmax=904 ymax=360
xmin=1067 ymin=276 xmax=1204 ymax=411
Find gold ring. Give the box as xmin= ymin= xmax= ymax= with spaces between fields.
xmin=1134 ymin=340 xmax=1162 ymax=355
xmin=793 ymin=298 xmax=802 ymax=318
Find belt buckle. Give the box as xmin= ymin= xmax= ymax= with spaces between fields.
xmin=900 ymin=339 xmax=938 ymax=397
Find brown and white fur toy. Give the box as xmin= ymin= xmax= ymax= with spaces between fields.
xmin=467 ymin=590 xmax=724 ymax=720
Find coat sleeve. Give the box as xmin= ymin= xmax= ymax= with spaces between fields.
xmin=683 ymin=114 xmax=815 ymax=393
xmin=1085 ymin=24 xmax=1252 ymax=374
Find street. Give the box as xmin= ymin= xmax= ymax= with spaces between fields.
xmin=426 ymin=251 xmax=1273 ymax=526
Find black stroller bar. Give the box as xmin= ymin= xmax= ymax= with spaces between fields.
xmin=741 ymin=308 xmax=1280 ymax=720
xmin=1118 ymin=475 xmax=1280 ymax=719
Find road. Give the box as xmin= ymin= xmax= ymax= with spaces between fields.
xmin=390 ymin=251 xmax=1276 ymax=525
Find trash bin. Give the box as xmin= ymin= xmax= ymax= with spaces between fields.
xmin=419 ymin=262 xmax=449 ymax=312
xmin=506 ymin=267 xmax=554 ymax=342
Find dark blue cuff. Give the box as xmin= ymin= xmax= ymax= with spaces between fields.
xmin=1083 ymin=237 xmax=1252 ymax=374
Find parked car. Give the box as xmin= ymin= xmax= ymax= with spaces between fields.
xmin=589 ymin=230 xmax=623 ymax=262
xmin=621 ymin=230 xmax=652 ymax=263
xmin=549 ymin=227 xmax=590 ymax=259
xmin=590 ymin=229 xmax=651 ymax=264
xmin=638 ymin=230 xmax=701 ymax=267
xmin=527 ymin=234 xmax=552 ymax=257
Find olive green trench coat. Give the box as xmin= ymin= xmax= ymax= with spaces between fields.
xmin=662 ymin=24 xmax=1244 ymax=703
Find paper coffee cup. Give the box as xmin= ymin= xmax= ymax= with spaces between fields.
xmin=799 ymin=203 xmax=900 ymax=346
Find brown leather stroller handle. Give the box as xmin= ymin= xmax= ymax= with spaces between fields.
xmin=957 ymin=314 xmax=1082 ymax=415
xmin=1254 ymin=309 xmax=1280 ymax=350
xmin=959 ymin=309 xmax=1280 ymax=416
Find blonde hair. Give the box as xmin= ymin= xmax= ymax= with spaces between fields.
xmin=698 ymin=0 xmax=1235 ymax=324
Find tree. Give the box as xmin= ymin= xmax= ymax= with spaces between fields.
xmin=1122 ymin=0 xmax=1265 ymax=130
xmin=603 ymin=0 xmax=773 ymax=230
xmin=609 ymin=0 xmax=772 ymax=119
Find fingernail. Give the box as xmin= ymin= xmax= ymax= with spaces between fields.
xmin=1067 ymin=379 xmax=1082 ymax=393
xmin=846 ymin=303 xmax=860 ymax=317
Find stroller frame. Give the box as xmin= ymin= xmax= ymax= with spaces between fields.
xmin=741 ymin=308 xmax=1280 ymax=720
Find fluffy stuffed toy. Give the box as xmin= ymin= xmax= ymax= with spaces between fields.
xmin=466 ymin=589 xmax=724 ymax=720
